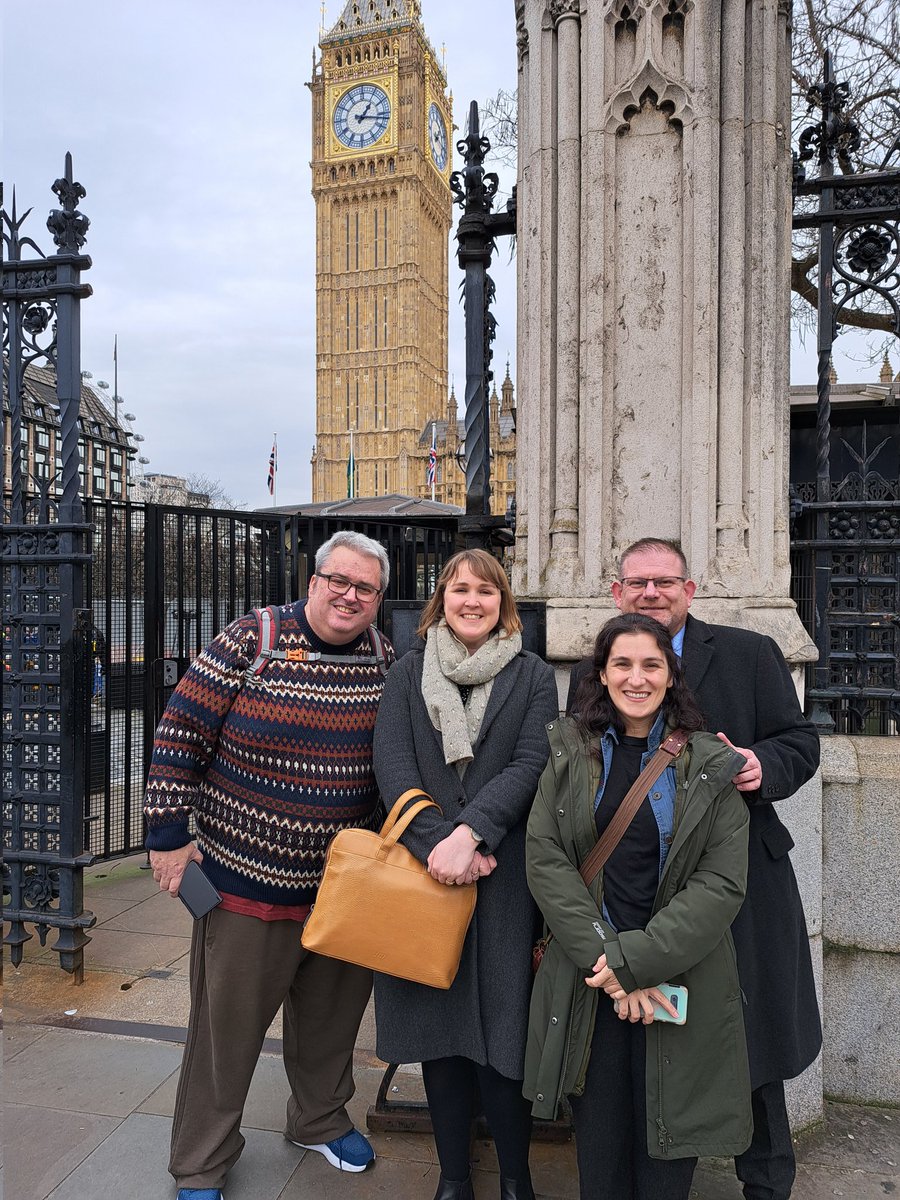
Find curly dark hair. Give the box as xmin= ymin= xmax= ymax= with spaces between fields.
xmin=573 ymin=613 xmax=704 ymax=738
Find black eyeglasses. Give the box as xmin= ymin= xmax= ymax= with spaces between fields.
xmin=317 ymin=572 xmax=382 ymax=602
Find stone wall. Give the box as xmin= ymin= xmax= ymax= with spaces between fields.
xmin=820 ymin=737 xmax=900 ymax=1106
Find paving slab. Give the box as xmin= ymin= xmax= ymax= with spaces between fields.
xmin=5 ymin=963 xmax=192 ymax=1027
xmin=3 ymin=1103 xmax=121 ymax=1200
xmin=140 ymin=1049 xmax=288 ymax=1132
xmin=795 ymin=1100 xmax=899 ymax=1170
xmin=83 ymin=857 xmax=158 ymax=902
xmin=82 ymin=893 xmax=147 ymax=926
xmin=2 ymin=1024 xmax=49 ymax=1061
xmin=60 ymin=925 xmax=190 ymax=973
xmin=7 ymin=1027 xmax=183 ymax=1117
xmin=45 ymin=1112 xmax=303 ymax=1200
xmin=279 ymin=1149 xmax=435 ymax=1199
xmin=102 ymin=888 xmax=196 ymax=937
xmin=792 ymin=1162 xmax=900 ymax=1198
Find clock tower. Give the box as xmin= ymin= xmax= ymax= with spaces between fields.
xmin=310 ymin=0 xmax=453 ymax=502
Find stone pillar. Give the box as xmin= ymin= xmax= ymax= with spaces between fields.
xmin=513 ymin=0 xmax=823 ymax=1130
xmin=513 ymin=0 xmax=813 ymax=670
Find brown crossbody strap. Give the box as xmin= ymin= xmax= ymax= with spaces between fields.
xmin=578 ymin=728 xmax=690 ymax=887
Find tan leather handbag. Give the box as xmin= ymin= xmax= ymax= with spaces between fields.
xmin=301 ymin=789 xmax=477 ymax=989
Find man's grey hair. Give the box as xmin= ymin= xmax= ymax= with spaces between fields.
xmin=315 ymin=530 xmax=390 ymax=593
xmin=617 ymin=538 xmax=689 ymax=579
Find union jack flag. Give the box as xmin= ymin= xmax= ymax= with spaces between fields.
xmin=427 ymin=437 xmax=437 ymax=487
xmin=267 ymin=439 xmax=277 ymax=495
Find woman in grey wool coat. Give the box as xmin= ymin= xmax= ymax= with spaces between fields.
xmin=373 ymin=549 xmax=558 ymax=1200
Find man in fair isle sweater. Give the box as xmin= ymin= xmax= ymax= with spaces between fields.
xmin=145 ymin=531 xmax=394 ymax=1200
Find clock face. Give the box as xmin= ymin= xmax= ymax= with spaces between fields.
xmin=428 ymin=102 xmax=448 ymax=171
xmin=333 ymin=83 xmax=391 ymax=150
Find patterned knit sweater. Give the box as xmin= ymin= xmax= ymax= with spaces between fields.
xmin=144 ymin=601 xmax=394 ymax=905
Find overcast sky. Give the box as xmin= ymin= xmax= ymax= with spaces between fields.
xmin=3 ymin=1 xmax=881 ymax=509
xmin=4 ymin=0 xmax=518 ymax=508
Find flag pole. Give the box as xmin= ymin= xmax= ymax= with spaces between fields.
xmin=273 ymin=434 xmax=277 ymax=508
xmin=431 ymin=420 xmax=436 ymax=502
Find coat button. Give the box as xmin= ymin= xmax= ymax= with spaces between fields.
xmin=653 ymin=792 xmax=661 ymax=800
xmin=664 ymin=834 xmax=673 ymax=845
xmin=548 ymin=723 xmax=554 ymax=730
xmin=536 ymin=1093 xmax=544 ymax=1102
xmin=558 ymin=809 xmax=565 ymax=816
xmin=555 ymin=751 xmax=562 ymax=757
xmin=551 ymin=1016 xmax=558 ymax=1024
xmin=700 ymin=773 xmax=708 ymax=780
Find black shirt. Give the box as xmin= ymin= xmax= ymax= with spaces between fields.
xmin=594 ymin=735 xmax=660 ymax=933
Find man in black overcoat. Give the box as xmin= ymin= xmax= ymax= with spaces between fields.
xmin=567 ymin=538 xmax=821 ymax=1200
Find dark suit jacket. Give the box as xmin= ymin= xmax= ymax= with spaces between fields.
xmin=566 ymin=613 xmax=822 ymax=1087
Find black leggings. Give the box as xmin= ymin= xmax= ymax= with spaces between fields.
xmin=421 ymin=1056 xmax=533 ymax=1182
xmin=570 ymin=997 xmax=697 ymax=1200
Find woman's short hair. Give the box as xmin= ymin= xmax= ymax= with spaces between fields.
xmin=314 ymin=530 xmax=390 ymax=593
xmin=416 ymin=549 xmax=523 ymax=640
xmin=573 ymin=612 xmax=704 ymax=737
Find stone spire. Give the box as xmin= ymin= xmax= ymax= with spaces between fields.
xmin=500 ymin=360 xmax=515 ymax=416
xmin=880 ymin=352 xmax=893 ymax=384
xmin=446 ymin=381 xmax=459 ymax=450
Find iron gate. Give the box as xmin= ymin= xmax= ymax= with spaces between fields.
xmin=2 ymin=157 xmax=95 ymax=978
xmin=791 ymin=53 xmax=900 ymax=733
xmin=83 ymin=501 xmax=457 ymax=861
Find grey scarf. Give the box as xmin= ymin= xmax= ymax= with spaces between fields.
xmin=422 ymin=619 xmax=522 ymax=775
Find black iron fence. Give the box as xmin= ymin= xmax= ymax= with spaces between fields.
xmin=791 ymin=494 xmax=899 ymax=735
xmin=82 ymin=500 xmax=458 ymax=861
xmin=2 ymin=157 xmax=95 ymax=979
xmin=791 ymin=52 xmax=900 ymax=734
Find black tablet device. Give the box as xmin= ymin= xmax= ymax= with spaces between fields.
xmin=177 ymin=859 xmax=222 ymax=920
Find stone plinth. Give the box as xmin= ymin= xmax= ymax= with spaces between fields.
xmin=820 ymin=738 xmax=900 ymax=1106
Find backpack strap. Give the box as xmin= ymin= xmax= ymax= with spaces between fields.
xmin=246 ymin=614 xmax=389 ymax=675
xmin=367 ymin=625 xmax=389 ymax=676
xmin=244 ymin=605 xmax=281 ymax=681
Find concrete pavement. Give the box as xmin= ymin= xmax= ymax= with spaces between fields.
xmin=3 ymin=853 xmax=898 ymax=1199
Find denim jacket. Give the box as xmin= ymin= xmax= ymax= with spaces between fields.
xmin=595 ymin=712 xmax=675 ymax=928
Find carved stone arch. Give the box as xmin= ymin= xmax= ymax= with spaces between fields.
xmin=606 ymin=69 xmax=692 ymax=134
xmin=604 ymin=0 xmax=646 ymax=32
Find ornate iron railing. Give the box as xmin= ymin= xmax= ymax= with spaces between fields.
xmin=2 ymin=156 xmax=96 ymax=979
xmin=792 ymin=53 xmax=900 ymax=734
xmin=451 ymin=100 xmax=517 ymax=549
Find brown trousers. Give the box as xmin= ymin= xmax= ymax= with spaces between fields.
xmin=169 ymin=906 xmax=373 ymax=1190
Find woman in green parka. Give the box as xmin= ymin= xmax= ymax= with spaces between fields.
xmin=524 ymin=613 xmax=752 ymax=1200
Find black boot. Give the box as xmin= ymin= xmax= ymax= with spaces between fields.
xmin=432 ymin=1176 xmax=474 ymax=1200
xmin=499 ymin=1174 xmax=536 ymax=1200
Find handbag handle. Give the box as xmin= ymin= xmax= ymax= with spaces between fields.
xmin=378 ymin=789 xmax=442 ymax=859
xmin=579 ymin=728 xmax=690 ymax=887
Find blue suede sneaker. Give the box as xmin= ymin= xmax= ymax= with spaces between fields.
xmin=176 ymin=1191 xmax=222 ymax=1200
xmin=288 ymin=1128 xmax=375 ymax=1172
